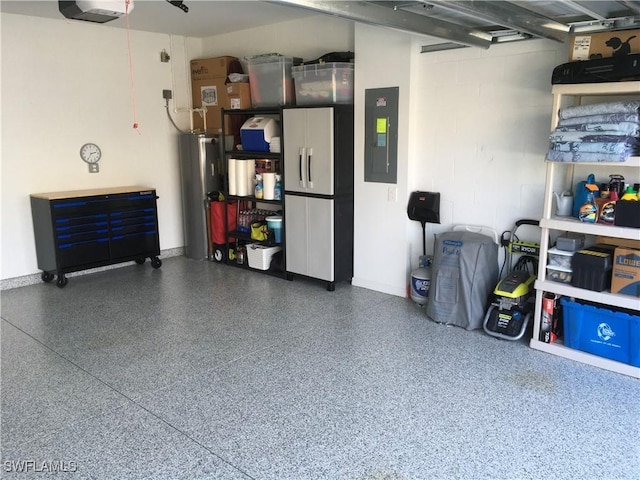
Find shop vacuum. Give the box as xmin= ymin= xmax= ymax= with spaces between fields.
xmin=407 ymin=191 xmax=440 ymax=306
xmin=483 ymin=219 xmax=540 ymax=341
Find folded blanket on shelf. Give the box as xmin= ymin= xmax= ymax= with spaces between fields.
xmin=554 ymin=122 xmax=640 ymax=136
xmin=558 ymin=101 xmax=640 ymax=120
xmin=558 ymin=113 xmax=640 ymax=127
xmin=549 ymin=132 xmax=638 ymax=144
xmin=549 ymin=141 xmax=636 ymax=155
xmin=546 ymin=150 xmax=635 ymax=162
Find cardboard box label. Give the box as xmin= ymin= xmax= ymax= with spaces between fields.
xmin=201 ymin=85 xmax=219 ymax=106
xmin=571 ymin=36 xmax=592 ymax=61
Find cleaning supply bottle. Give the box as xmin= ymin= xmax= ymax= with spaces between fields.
xmin=597 ymin=190 xmax=618 ymax=225
xmin=273 ymin=174 xmax=282 ymax=201
xmin=621 ymin=185 xmax=638 ymax=201
xmin=573 ymin=173 xmax=599 ymax=218
xmin=254 ymin=173 xmax=263 ymax=199
xmin=578 ymin=184 xmax=598 ymax=223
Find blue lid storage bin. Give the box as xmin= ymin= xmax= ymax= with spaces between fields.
xmin=561 ymin=298 xmax=640 ymax=367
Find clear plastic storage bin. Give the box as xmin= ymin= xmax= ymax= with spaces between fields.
xmin=548 ymin=247 xmax=574 ymax=269
xmin=292 ymin=62 xmax=354 ymax=105
xmin=246 ymin=55 xmax=297 ymax=107
xmin=546 ymin=265 xmax=572 ymax=284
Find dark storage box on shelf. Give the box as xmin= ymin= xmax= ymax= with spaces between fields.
xmin=614 ymin=200 xmax=640 ymax=228
xmin=571 ymin=244 xmax=616 ymax=291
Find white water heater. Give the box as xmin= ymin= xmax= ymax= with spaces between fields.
xmin=59 ymin=1 xmax=133 ymax=23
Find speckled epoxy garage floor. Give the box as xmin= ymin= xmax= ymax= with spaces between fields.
xmin=1 ymin=256 xmax=639 ymax=480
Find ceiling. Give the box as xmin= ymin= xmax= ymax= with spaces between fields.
xmin=0 ymin=1 xmax=318 ymax=37
xmin=2 ymin=0 xmax=640 ymax=50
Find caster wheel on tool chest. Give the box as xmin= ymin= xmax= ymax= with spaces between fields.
xmin=41 ymin=272 xmax=54 ymax=283
xmin=151 ymin=257 xmax=162 ymax=269
xmin=135 ymin=258 xmax=146 ymax=265
xmin=56 ymin=275 xmax=68 ymax=288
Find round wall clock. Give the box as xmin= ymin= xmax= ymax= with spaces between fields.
xmin=80 ymin=143 xmax=102 ymax=164
xmin=80 ymin=143 xmax=101 ymax=172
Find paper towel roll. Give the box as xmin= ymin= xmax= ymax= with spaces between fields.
xmin=246 ymin=159 xmax=255 ymax=197
xmin=263 ymin=172 xmax=276 ymax=200
xmin=228 ymin=159 xmax=237 ymax=196
xmin=236 ymin=160 xmax=248 ymax=196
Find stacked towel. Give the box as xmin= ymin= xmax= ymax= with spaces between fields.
xmin=546 ymin=101 xmax=640 ymax=162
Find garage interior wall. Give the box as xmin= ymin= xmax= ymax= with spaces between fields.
xmin=1 ymin=10 xmax=567 ymax=296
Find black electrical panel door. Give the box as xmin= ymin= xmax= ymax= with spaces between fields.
xmin=364 ymin=87 xmax=399 ymax=184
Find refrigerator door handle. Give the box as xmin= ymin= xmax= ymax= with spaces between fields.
xmin=307 ymin=148 xmax=313 ymax=189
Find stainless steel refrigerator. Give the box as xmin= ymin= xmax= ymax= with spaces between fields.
xmin=178 ymin=133 xmax=223 ymax=260
xmin=283 ymin=106 xmax=354 ymax=291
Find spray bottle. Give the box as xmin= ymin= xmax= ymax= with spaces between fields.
xmin=578 ymin=184 xmax=598 ymax=223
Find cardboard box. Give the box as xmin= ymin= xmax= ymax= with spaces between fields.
xmin=225 ymin=83 xmax=251 ymax=110
xmin=611 ymin=247 xmax=640 ymax=297
xmin=190 ymin=56 xmax=238 ymax=134
xmin=596 ymin=236 xmax=640 ymax=250
xmin=191 ymin=56 xmax=238 ymax=82
xmin=569 ymin=29 xmax=640 ymax=61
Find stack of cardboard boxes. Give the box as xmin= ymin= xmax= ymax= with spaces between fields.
xmin=190 ymin=56 xmax=252 ymax=134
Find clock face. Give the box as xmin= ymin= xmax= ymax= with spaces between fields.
xmin=80 ymin=143 xmax=101 ymax=164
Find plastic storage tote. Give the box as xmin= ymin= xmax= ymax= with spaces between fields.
xmin=245 ymin=55 xmax=297 ymax=107
xmin=292 ymin=62 xmax=354 ymax=105
xmin=246 ymin=244 xmax=281 ymax=270
xmin=561 ymin=297 xmax=640 ymax=367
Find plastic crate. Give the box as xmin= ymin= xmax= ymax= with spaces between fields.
xmin=561 ymin=298 xmax=640 ymax=367
xmin=246 ymin=244 xmax=281 ymax=270
xmin=292 ymin=62 xmax=354 ymax=105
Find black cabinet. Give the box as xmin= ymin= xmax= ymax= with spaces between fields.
xmin=30 ymin=186 xmax=161 ymax=287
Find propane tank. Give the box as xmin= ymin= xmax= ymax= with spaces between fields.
xmin=410 ymin=256 xmax=432 ymax=306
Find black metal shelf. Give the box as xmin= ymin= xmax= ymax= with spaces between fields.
xmin=221 ymin=106 xmax=286 ymax=279
xmin=222 ymin=108 xmax=281 ymax=116
xmin=224 ymin=151 xmax=281 ymax=159
xmin=227 ymin=195 xmax=282 ymax=205
xmin=228 ymin=230 xmax=282 ymax=248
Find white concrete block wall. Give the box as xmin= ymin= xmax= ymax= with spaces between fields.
xmin=406 ymin=38 xmax=569 ymax=280
xmin=0 ymin=11 xmax=575 ymax=299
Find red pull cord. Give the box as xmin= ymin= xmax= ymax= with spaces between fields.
xmin=125 ymin=0 xmax=140 ymax=134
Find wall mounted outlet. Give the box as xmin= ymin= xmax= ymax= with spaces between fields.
xmin=162 ymin=89 xmax=172 ymax=100
xmin=388 ymin=187 xmax=397 ymax=202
